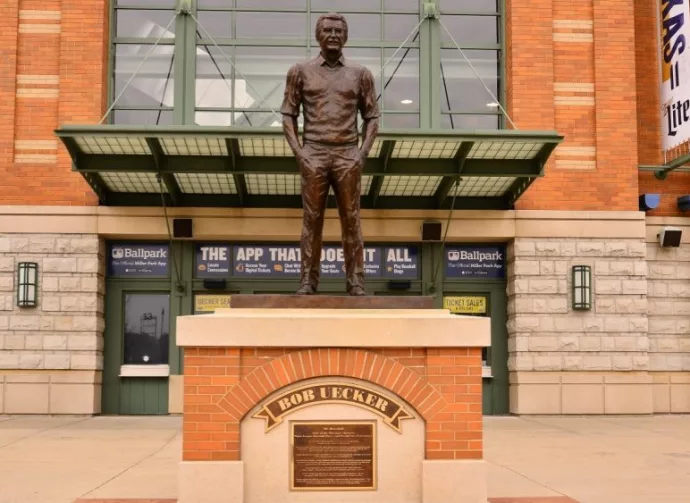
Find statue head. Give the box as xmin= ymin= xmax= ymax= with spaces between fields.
xmin=315 ymin=12 xmax=348 ymax=53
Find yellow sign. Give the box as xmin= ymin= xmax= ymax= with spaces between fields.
xmin=443 ymin=296 xmax=486 ymax=315
xmin=194 ymin=294 xmax=231 ymax=313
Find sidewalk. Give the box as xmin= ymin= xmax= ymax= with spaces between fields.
xmin=0 ymin=415 xmax=688 ymax=503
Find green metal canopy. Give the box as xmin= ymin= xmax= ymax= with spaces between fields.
xmin=54 ymin=125 xmax=563 ymax=210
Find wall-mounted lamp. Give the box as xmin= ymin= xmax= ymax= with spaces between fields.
xmin=659 ymin=226 xmax=682 ymax=247
xmin=678 ymin=195 xmax=690 ymax=212
xmin=17 ymin=262 xmax=38 ymax=308
xmin=572 ymin=265 xmax=591 ymax=311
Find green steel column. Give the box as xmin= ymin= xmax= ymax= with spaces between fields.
xmin=420 ymin=1 xmax=441 ymax=129
xmin=174 ymin=0 xmax=197 ymax=124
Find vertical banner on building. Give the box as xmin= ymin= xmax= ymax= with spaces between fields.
xmin=660 ymin=0 xmax=690 ymax=150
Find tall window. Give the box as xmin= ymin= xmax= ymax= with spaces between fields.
xmin=438 ymin=0 xmax=501 ymax=129
xmin=109 ymin=0 xmax=502 ymax=129
xmin=194 ymin=0 xmax=421 ymax=128
xmin=111 ymin=0 xmax=177 ymax=125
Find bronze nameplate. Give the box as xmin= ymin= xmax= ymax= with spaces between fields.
xmin=291 ymin=421 xmax=376 ymax=491
xmin=252 ymin=381 xmax=413 ymax=433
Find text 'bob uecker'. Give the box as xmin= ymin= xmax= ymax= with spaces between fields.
xmin=252 ymin=381 xmax=414 ymax=433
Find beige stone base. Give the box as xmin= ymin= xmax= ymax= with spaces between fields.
xmin=510 ymin=371 xmax=690 ymax=414
xmin=0 ymin=370 xmax=101 ymax=414
xmin=422 ymin=460 xmax=487 ymax=503
xmin=178 ymin=459 xmax=487 ymax=503
xmin=510 ymin=371 xmax=654 ymax=414
xmin=652 ymin=373 xmax=690 ymax=413
xmin=178 ymin=461 xmax=243 ymax=503
xmin=168 ymin=375 xmax=183 ymax=414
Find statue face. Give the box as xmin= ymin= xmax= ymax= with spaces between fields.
xmin=318 ymin=18 xmax=346 ymax=52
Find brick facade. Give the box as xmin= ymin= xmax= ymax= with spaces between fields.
xmin=0 ymin=0 xmax=684 ymax=214
xmin=182 ymin=347 xmax=483 ymax=462
xmin=1 ymin=0 xmax=106 ymax=206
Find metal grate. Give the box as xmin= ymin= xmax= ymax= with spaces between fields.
xmin=245 ymin=174 xmax=301 ymax=195
xmin=75 ymin=136 xmax=150 ymax=155
xmin=380 ymin=176 xmax=442 ymax=196
xmin=368 ymin=140 xmax=384 ymax=157
xmin=453 ymin=176 xmax=516 ymax=197
xmin=239 ymin=137 xmax=293 ymax=157
xmin=175 ymin=173 xmax=237 ymax=194
xmin=100 ymin=172 xmax=165 ymax=193
xmin=391 ymin=140 xmax=460 ymax=159
xmin=245 ymin=174 xmax=373 ymax=196
xmin=160 ymin=137 xmax=227 ymax=156
xmin=469 ymin=141 xmax=543 ymax=160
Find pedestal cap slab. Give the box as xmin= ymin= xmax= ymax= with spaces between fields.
xmin=177 ymin=308 xmax=490 ymax=348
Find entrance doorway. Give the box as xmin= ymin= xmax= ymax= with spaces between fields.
xmin=443 ymin=285 xmax=508 ymax=415
xmin=103 ymin=282 xmax=175 ymax=414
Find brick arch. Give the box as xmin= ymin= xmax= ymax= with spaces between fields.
xmin=217 ymin=349 xmax=447 ymax=422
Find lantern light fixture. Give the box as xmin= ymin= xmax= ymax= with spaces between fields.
xmin=572 ymin=265 xmax=592 ymax=311
xmin=17 ymin=262 xmax=38 ymax=308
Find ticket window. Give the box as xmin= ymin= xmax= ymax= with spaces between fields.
xmin=194 ymin=293 xmax=232 ymax=315
xmin=443 ymin=295 xmax=492 ymax=377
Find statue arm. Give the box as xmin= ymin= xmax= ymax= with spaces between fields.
xmin=358 ymin=68 xmax=380 ymax=160
xmin=281 ymin=64 xmax=304 ymax=160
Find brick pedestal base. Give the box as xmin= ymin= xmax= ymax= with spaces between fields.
xmin=176 ymin=306 xmax=490 ymax=503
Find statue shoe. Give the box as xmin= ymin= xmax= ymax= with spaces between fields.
xmin=296 ymin=284 xmax=316 ymax=295
xmin=348 ymin=286 xmax=366 ymax=296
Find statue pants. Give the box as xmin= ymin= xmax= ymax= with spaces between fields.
xmin=298 ymin=141 xmax=364 ymax=292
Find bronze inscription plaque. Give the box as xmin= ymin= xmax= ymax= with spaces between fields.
xmin=291 ymin=421 xmax=376 ymax=491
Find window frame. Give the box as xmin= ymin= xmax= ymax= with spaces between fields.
xmin=107 ymin=0 xmax=506 ymax=129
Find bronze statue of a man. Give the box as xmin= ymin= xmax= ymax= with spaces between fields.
xmin=281 ymin=12 xmax=380 ymax=296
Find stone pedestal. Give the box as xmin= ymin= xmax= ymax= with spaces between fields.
xmin=176 ymin=297 xmax=490 ymax=503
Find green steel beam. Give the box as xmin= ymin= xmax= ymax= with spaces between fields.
xmin=146 ymin=138 xmax=182 ymax=205
xmin=534 ymin=141 xmax=560 ymax=174
xmin=54 ymin=124 xmax=563 ymax=143
xmin=61 ymin=136 xmax=82 ymax=166
xmin=226 ymin=138 xmax=247 ymax=205
xmin=435 ymin=141 xmax=474 ymax=208
xmin=369 ymin=140 xmax=396 ymax=207
xmin=642 ymin=152 xmax=690 ymax=180
xmin=505 ymin=176 xmax=535 ymax=207
xmin=101 ymin=192 xmax=512 ymax=210
xmin=75 ymin=155 xmax=542 ymax=177
xmin=82 ymin=172 xmax=109 ymax=205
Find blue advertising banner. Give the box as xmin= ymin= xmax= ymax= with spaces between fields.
xmin=230 ymin=245 xmax=395 ymax=278
xmin=233 ymin=245 xmax=302 ymax=277
xmin=108 ymin=243 xmax=169 ymax=277
xmin=320 ymin=246 xmax=382 ymax=278
xmin=383 ymin=246 xmax=419 ymax=278
xmin=195 ymin=244 xmax=231 ymax=278
xmin=445 ymin=245 xmax=505 ymax=279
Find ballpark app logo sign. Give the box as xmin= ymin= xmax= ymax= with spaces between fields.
xmin=445 ymin=245 xmax=505 ymax=279
xmin=108 ymin=244 xmax=169 ymax=277
xmin=661 ymin=0 xmax=690 ymax=150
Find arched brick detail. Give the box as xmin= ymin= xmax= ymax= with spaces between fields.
xmin=217 ymin=349 xmax=447 ymax=422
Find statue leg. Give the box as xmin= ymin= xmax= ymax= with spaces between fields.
xmin=298 ymin=143 xmax=330 ymax=294
xmin=331 ymin=145 xmax=365 ymax=295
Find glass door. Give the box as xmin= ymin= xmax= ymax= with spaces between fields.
xmin=103 ymin=283 xmax=174 ymax=415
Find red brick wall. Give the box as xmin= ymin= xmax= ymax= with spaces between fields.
xmin=182 ymin=347 xmax=483 ymax=462
xmin=0 ymin=0 xmax=19 ymax=201
xmin=1 ymin=0 xmax=107 ymax=206
xmin=507 ymin=0 xmax=640 ymax=211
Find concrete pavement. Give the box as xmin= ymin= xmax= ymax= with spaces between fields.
xmin=0 ymin=415 xmax=688 ymax=503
